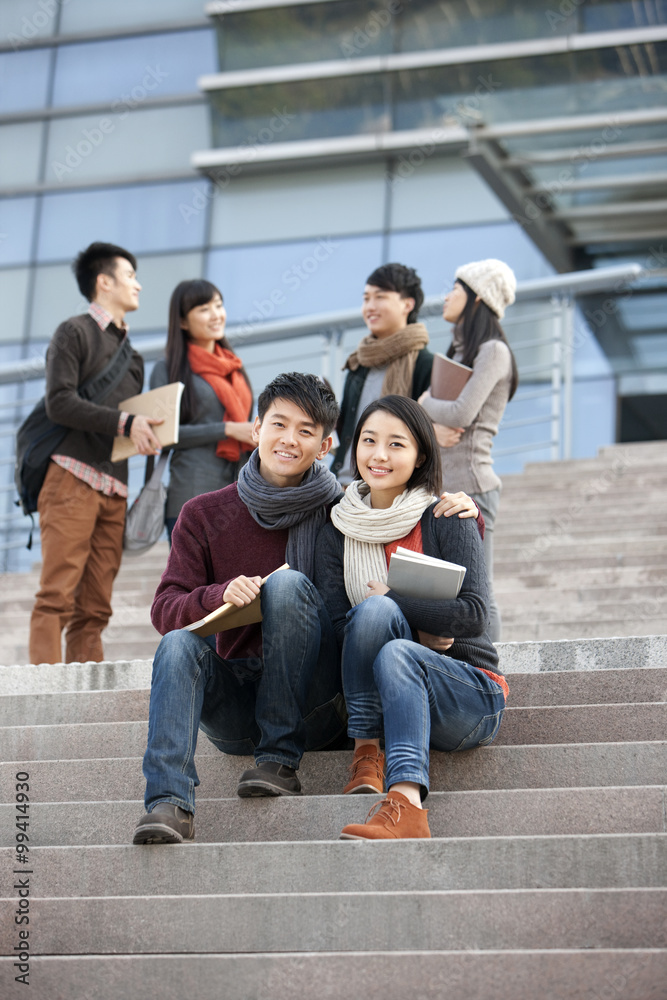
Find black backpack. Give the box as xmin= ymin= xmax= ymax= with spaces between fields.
xmin=15 ymin=338 xmax=134 ymax=539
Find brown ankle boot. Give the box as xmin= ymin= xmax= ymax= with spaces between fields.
xmin=340 ymin=790 xmax=431 ymax=840
xmin=343 ymin=743 xmax=385 ymax=795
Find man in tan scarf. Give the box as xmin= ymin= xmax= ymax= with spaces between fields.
xmin=331 ymin=263 xmax=432 ymax=485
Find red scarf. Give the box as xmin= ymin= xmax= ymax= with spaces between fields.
xmin=187 ymin=342 xmax=253 ymax=462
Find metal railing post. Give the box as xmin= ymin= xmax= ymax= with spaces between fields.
xmin=560 ymin=297 xmax=575 ymax=461
xmin=550 ymin=296 xmax=562 ymax=462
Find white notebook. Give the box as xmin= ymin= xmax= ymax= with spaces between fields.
xmin=387 ymin=546 xmax=466 ymax=600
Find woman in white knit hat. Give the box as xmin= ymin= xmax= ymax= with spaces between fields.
xmin=419 ymin=258 xmax=518 ymax=641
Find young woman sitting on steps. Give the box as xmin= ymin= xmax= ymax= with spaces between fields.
xmin=315 ymin=395 xmax=508 ymax=840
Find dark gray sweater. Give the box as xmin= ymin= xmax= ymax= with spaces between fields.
xmin=44 ymin=313 xmax=144 ymax=485
xmin=150 ymin=359 xmax=249 ymax=520
xmin=315 ymin=503 xmax=500 ymax=675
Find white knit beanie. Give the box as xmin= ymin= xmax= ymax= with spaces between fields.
xmin=454 ymin=259 xmax=516 ymax=320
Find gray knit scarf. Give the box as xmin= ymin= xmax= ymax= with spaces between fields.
xmin=237 ymin=448 xmax=343 ymax=582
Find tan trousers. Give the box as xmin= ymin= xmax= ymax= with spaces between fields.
xmin=29 ymin=462 xmax=126 ymax=664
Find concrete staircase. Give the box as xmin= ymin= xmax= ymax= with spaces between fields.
xmin=1 ymin=635 xmax=666 ymax=998
xmin=495 ymin=440 xmax=667 ymax=642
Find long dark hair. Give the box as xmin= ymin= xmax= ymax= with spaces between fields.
xmin=166 ymin=279 xmax=251 ymax=424
xmin=446 ymin=280 xmax=519 ymax=400
xmin=351 ymin=395 xmax=442 ymax=496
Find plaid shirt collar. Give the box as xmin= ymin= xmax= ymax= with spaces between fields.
xmin=88 ymin=301 xmax=128 ymax=334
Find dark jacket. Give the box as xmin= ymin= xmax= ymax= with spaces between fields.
xmin=44 ymin=313 xmax=144 ymax=485
xmin=314 ymin=502 xmax=500 ymax=675
xmin=331 ymin=345 xmax=434 ymax=477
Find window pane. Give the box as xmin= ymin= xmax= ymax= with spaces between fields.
xmin=207 ymin=234 xmax=383 ymax=327
xmin=0 ymin=123 xmax=43 ymax=186
xmin=45 ymin=105 xmax=210 ymax=184
xmin=0 ymin=267 xmax=30 ymax=343
xmin=29 ymin=263 xmax=88 ymax=343
xmin=126 ymin=252 xmax=204 ymax=332
xmin=210 ymin=75 xmax=387 ymax=146
xmin=210 ymin=164 xmax=386 ymax=246
xmin=217 ymin=1 xmax=391 ymax=71
xmin=38 ymin=182 xmax=207 ymax=262
xmin=387 ymin=223 xmax=552 ymax=298
xmin=59 ymin=0 xmax=208 ymax=33
xmin=390 ymin=156 xmax=507 ymax=230
xmin=0 ymin=197 xmax=37 ymax=265
xmin=0 ymin=48 xmax=50 ymax=112
xmin=1 ymin=0 xmax=58 ymax=46
xmin=52 ymin=30 xmax=217 ymax=107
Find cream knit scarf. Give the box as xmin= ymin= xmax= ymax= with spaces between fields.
xmin=330 ymin=480 xmax=435 ymax=606
xmin=344 ymin=323 xmax=429 ymax=398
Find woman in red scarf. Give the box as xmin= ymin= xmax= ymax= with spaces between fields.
xmin=150 ymin=279 xmax=254 ymax=541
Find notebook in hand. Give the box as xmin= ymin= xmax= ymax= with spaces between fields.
xmin=430 ymin=353 xmax=472 ymax=401
xmin=185 ymin=564 xmax=289 ymax=637
xmin=387 ymin=547 xmax=466 ymax=601
xmin=111 ymin=381 xmax=185 ymax=462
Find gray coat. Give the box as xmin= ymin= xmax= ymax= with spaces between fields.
xmin=150 ymin=359 xmax=249 ymax=520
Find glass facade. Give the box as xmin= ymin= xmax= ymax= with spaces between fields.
xmin=0 ymin=0 xmax=665 ymax=568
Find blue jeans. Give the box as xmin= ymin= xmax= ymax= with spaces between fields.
xmin=142 ymin=569 xmax=345 ymax=814
xmin=342 ymin=596 xmax=506 ymax=797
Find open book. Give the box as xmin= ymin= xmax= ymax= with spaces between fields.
xmin=430 ymin=353 xmax=472 ymax=401
xmin=111 ymin=381 xmax=185 ymax=462
xmin=387 ymin=547 xmax=466 ymax=601
xmin=184 ymin=564 xmax=289 ymax=637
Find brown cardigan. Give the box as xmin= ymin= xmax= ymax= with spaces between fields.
xmin=44 ymin=313 xmax=144 ymax=485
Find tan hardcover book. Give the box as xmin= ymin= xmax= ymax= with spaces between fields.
xmin=184 ymin=564 xmax=289 ymax=637
xmin=111 ymin=381 xmax=185 ymax=462
xmin=430 ymin=353 xmax=473 ymax=401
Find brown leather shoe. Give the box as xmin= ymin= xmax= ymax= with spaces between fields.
xmin=339 ymin=790 xmax=431 ymax=840
xmin=343 ymin=743 xmax=385 ymax=795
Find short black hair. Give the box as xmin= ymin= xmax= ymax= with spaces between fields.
xmin=73 ymin=242 xmax=138 ymax=301
xmin=257 ymin=372 xmax=339 ymax=438
xmin=365 ymin=262 xmax=424 ymax=324
xmin=351 ymin=394 xmax=442 ymax=496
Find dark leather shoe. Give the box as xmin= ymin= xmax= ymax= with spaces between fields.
xmin=237 ymin=761 xmax=302 ymax=797
xmin=133 ymin=803 xmax=195 ymax=844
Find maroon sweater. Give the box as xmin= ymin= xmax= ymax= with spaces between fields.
xmin=151 ymin=483 xmax=289 ymax=660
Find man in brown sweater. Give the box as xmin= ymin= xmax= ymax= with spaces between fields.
xmin=29 ymin=242 xmax=163 ymax=665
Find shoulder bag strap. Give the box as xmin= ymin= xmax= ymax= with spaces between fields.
xmin=78 ymin=335 xmax=134 ymax=405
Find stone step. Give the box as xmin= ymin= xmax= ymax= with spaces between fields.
xmin=495 ymin=539 xmax=667 ymax=558
xmin=1 ymin=635 xmax=664 ymax=687
xmin=494 ymin=554 xmax=667 ymax=576
xmin=3 ymin=786 xmax=663 ymax=847
xmin=2 ymin=665 xmax=662 ymax=726
xmin=2 ymin=742 xmax=664 ymax=802
xmin=1 ymin=834 xmax=664 ymax=896
xmin=4 ymin=701 xmax=665 ymax=763
xmin=501 ymin=601 xmax=667 ymax=625
xmin=501 ymin=618 xmax=667 ymax=643
xmin=496 ymin=584 xmax=666 ymax=606
xmin=4 ymin=950 xmax=664 ymax=1000
xmin=2 ymin=889 xmax=664 ymax=957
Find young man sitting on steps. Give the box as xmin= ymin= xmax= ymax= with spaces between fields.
xmin=133 ymin=372 xmax=346 ymax=845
